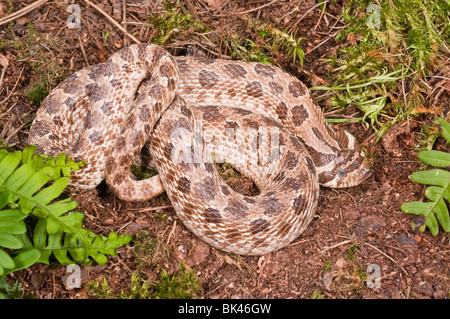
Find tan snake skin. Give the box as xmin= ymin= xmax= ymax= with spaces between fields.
xmin=28 ymin=44 xmax=371 ymax=255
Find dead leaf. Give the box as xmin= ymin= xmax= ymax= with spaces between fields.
xmin=0 ymin=53 xmax=8 ymax=69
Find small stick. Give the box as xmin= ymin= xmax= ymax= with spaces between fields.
xmin=130 ymin=204 xmax=173 ymax=212
xmin=0 ymin=0 xmax=49 ymax=26
xmin=122 ymin=0 xmax=128 ymax=46
xmin=320 ymin=239 xmax=352 ymax=253
xmin=82 ymin=0 xmax=141 ymax=44
xmin=167 ymin=220 xmax=177 ymax=245
xmin=288 ymin=1 xmax=329 ymax=34
xmin=364 ymin=242 xmax=408 ymax=275
xmin=0 ymin=66 xmax=25 ymax=105
xmin=225 ymin=0 xmax=280 ymax=16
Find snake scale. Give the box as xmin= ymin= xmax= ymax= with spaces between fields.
xmin=28 ymin=44 xmax=371 ymax=255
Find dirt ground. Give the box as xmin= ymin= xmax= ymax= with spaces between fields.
xmin=0 ymin=0 xmax=448 ymax=299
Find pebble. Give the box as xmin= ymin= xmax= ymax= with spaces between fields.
xmin=186 ymin=240 xmax=210 ymax=267
xmin=413 ymin=281 xmax=434 ymax=297
xmin=358 ymin=215 xmax=386 ymax=231
xmin=396 ymin=234 xmax=417 ymax=247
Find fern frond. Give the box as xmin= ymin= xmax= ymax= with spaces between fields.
xmin=401 ymin=117 xmax=450 ymax=235
xmin=0 ymin=146 xmax=131 ymax=278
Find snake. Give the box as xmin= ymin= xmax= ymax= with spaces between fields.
xmin=28 ymin=44 xmax=371 ymax=255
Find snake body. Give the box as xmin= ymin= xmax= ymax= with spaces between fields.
xmin=28 ymin=44 xmax=371 ymax=255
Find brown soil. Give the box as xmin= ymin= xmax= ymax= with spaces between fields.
xmin=0 ymin=0 xmax=448 ymax=299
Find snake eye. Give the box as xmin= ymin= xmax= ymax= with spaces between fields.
xmin=339 ymin=169 xmax=346 ymax=176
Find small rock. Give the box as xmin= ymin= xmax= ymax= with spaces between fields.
xmin=335 ymin=258 xmax=346 ymax=268
xmin=433 ymin=289 xmax=446 ymax=299
xmin=413 ymin=281 xmax=434 ymax=297
xmin=30 ymin=272 xmax=47 ymax=290
xmin=280 ymin=292 xmax=298 ymax=299
xmin=123 ymin=222 xmax=149 ymax=235
xmin=186 ymin=240 xmax=210 ymax=267
xmin=390 ymin=287 xmax=404 ymax=299
xmin=323 ymin=271 xmax=333 ymax=291
xmin=396 ymin=235 xmax=417 ymax=247
xmin=359 ymin=215 xmax=386 ymax=231
xmin=342 ymin=209 xmax=360 ymax=220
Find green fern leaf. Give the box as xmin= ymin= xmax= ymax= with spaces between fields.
xmin=437 ymin=118 xmax=450 ymax=142
xmin=0 ymin=146 xmax=131 ymax=277
xmin=0 ymin=151 xmax=21 ymax=183
xmin=0 ymin=233 xmax=23 ymax=250
xmin=3 ymin=249 xmax=41 ymax=277
xmin=0 ymin=249 xmax=15 ymax=270
xmin=417 ymin=150 xmax=450 ymax=168
xmin=411 ymin=169 xmax=450 ymax=188
xmin=401 ymin=117 xmax=450 ymax=235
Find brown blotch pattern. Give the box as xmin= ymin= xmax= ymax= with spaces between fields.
xmin=288 ymin=81 xmax=306 ymax=98
xmin=62 ymin=74 xmax=82 ymax=94
xmin=163 ymin=142 xmax=174 ymax=159
xmin=293 ymin=195 xmax=307 ymax=215
xmin=45 ymin=95 xmax=59 ymax=115
xmin=291 ymin=104 xmax=309 ymax=127
xmin=88 ymin=130 xmax=104 ymax=145
xmin=195 ymin=177 xmax=216 ymax=202
xmin=254 ymin=63 xmax=276 ymax=78
xmin=276 ymin=101 xmax=288 ymax=121
xmin=304 ymin=143 xmax=335 ymax=168
xmin=250 ymin=218 xmax=271 ymax=234
xmin=176 ymin=59 xmax=189 ymax=73
xmin=268 ymin=81 xmax=284 ymax=96
xmin=194 ymin=56 xmax=215 ymax=64
xmin=283 ymin=175 xmax=306 ymax=191
xmin=263 ymin=197 xmax=283 ymax=216
xmin=202 ymin=105 xmax=226 ymax=122
xmin=284 ymin=150 xmax=298 ymax=170
xmin=119 ymin=46 xmax=133 ymax=62
xmin=52 ymin=116 xmax=64 ymax=127
xmin=64 ymin=97 xmax=77 ymax=112
xmin=204 ymin=207 xmax=222 ymax=223
xmin=245 ymin=81 xmax=264 ymax=99
xmin=224 ymin=199 xmax=248 ymax=219
xmin=318 ymin=171 xmax=335 ymax=184
xmin=223 ymin=63 xmax=247 ymax=78
xmin=199 ymin=70 xmax=219 ymax=89
xmin=177 ymin=176 xmax=191 ymax=194
xmin=30 ymin=120 xmax=50 ymax=137
xmin=312 ymin=127 xmax=338 ymax=152
xmin=221 ymin=185 xmax=230 ymax=196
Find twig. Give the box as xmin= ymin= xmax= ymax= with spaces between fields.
xmin=304 ymin=30 xmax=340 ymax=56
xmin=122 ymin=0 xmax=128 ymax=46
xmin=77 ymin=34 xmax=89 ymax=66
xmin=320 ymin=239 xmax=352 ymax=253
xmin=313 ymin=1 xmax=327 ymax=31
xmin=130 ymin=204 xmax=173 ymax=212
xmin=0 ymin=0 xmax=49 ymax=26
xmin=82 ymin=0 xmax=141 ymax=44
xmin=225 ymin=0 xmax=280 ymax=16
xmin=364 ymin=242 xmax=408 ymax=275
xmin=288 ymin=1 xmax=329 ymax=34
xmin=167 ymin=220 xmax=177 ymax=245
xmin=0 ymin=53 xmax=8 ymax=93
xmin=0 ymin=66 xmax=25 ymax=105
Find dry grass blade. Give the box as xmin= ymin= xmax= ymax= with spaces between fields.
xmin=0 ymin=0 xmax=49 ymax=26
xmin=82 ymin=0 xmax=141 ymax=44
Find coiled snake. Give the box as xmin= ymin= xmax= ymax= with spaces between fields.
xmin=28 ymin=44 xmax=371 ymax=255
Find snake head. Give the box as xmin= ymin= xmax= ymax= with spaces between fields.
xmin=316 ymin=131 xmax=372 ymax=189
